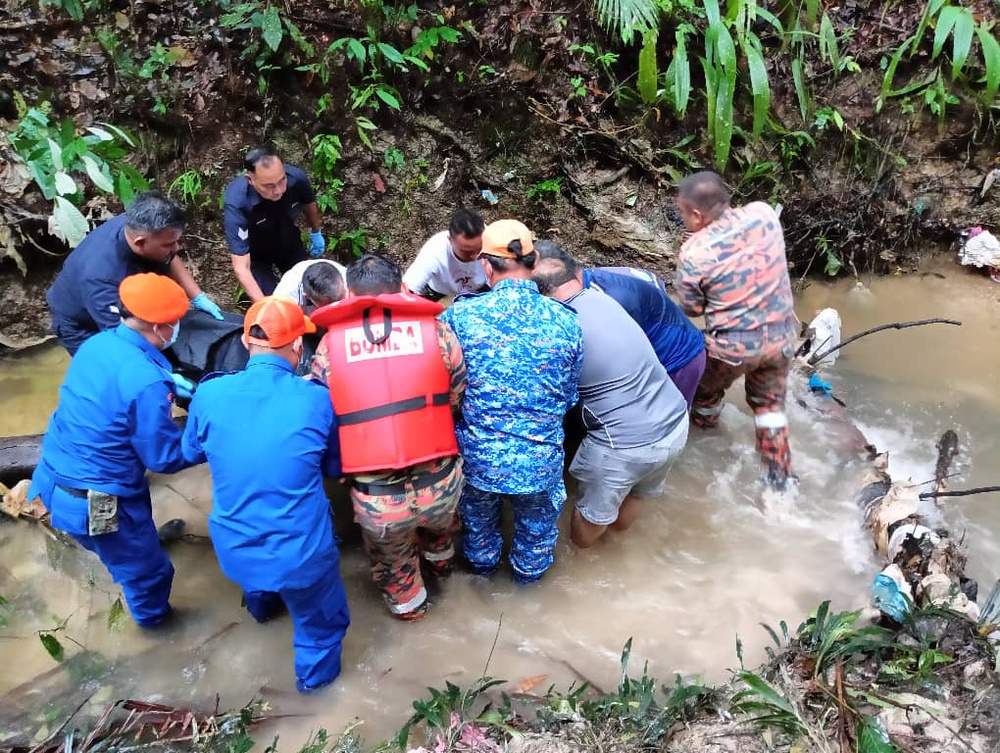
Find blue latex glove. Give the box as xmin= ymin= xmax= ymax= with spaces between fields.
xmin=808 ymin=373 xmax=834 ymax=400
xmin=871 ymin=573 xmax=911 ymax=623
xmin=170 ymin=373 xmax=195 ymax=400
xmin=308 ymin=231 xmax=326 ymax=258
xmin=191 ymin=293 xmax=224 ymax=321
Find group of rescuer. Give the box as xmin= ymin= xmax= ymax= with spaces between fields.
xmin=31 ymin=144 xmax=797 ymax=693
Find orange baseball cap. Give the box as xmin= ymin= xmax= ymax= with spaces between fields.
xmin=118 ymin=273 xmax=188 ymax=324
xmin=479 ymin=219 xmax=534 ymax=259
xmin=244 ymin=296 xmax=316 ymax=348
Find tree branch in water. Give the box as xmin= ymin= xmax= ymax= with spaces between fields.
xmin=809 ymin=318 xmax=962 ymax=365
xmin=919 ymin=486 xmax=1000 ymax=500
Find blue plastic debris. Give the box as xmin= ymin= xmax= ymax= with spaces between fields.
xmin=808 ymin=373 xmax=834 ymax=399
xmin=871 ymin=572 xmax=911 ymax=622
xmin=481 ymin=189 xmax=499 ymax=205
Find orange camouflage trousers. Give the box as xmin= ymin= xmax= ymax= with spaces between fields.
xmin=691 ymin=353 xmax=793 ymax=489
xmin=350 ymin=457 xmax=462 ymax=616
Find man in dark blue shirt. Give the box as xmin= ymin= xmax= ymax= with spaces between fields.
xmin=29 ymin=273 xmax=199 ymax=627
xmin=182 ymin=297 xmax=349 ymax=693
xmin=223 ymin=146 xmax=325 ymax=303
xmin=46 ymin=192 xmax=223 ymax=355
xmin=583 ymin=265 xmax=705 ymax=407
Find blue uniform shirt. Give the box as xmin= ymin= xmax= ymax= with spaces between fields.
xmin=46 ymin=214 xmax=172 ymax=350
xmin=584 ymin=267 xmax=704 ymax=373
xmin=29 ymin=324 xmax=190 ymax=504
xmin=440 ymin=278 xmax=583 ymax=495
xmin=181 ymin=354 xmax=342 ymax=593
xmin=222 ymin=164 xmax=316 ymax=263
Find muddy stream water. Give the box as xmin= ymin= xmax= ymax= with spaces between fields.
xmin=1 ymin=263 xmax=998 ymax=748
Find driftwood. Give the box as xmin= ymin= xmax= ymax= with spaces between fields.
xmin=808 ymin=318 xmax=962 ymax=366
xmin=0 ymin=435 xmax=42 ymax=487
xmin=920 ymin=485 xmax=1000 ymax=500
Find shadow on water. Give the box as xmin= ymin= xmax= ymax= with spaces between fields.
xmin=1 ymin=263 xmax=998 ymax=748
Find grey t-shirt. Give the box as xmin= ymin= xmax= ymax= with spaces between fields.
xmin=567 ymin=288 xmax=687 ymax=448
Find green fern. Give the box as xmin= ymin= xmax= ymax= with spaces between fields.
xmin=594 ymin=0 xmax=659 ymax=43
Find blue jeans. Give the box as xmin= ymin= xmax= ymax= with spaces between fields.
xmin=459 ymin=484 xmax=564 ymax=583
xmin=46 ymin=484 xmax=173 ymax=627
xmin=243 ymin=569 xmax=350 ymax=693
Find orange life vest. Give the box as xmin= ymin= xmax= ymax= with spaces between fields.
xmin=311 ymin=293 xmax=458 ymax=473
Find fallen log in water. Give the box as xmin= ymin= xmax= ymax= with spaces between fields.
xmin=0 ymin=435 xmax=41 ymax=488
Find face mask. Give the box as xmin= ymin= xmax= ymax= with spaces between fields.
xmin=158 ymin=322 xmax=180 ymax=348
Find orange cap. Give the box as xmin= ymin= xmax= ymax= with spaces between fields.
xmin=479 ymin=219 xmax=534 ymax=259
xmin=244 ymin=296 xmax=316 ymax=348
xmin=118 ymin=273 xmax=188 ymax=324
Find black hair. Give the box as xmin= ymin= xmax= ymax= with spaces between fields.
xmin=124 ymin=191 xmax=186 ymax=233
xmin=449 ymin=208 xmax=485 ymax=239
xmin=677 ymin=171 xmax=732 ymax=211
xmin=346 ymin=253 xmax=403 ymax=296
xmin=302 ymin=262 xmax=345 ymax=307
xmin=531 ymin=240 xmax=579 ymax=295
xmin=244 ymin=145 xmax=281 ymax=173
xmin=248 ymin=324 xmax=269 ymax=341
xmin=482 ymin=237 xmax=537 ymax=274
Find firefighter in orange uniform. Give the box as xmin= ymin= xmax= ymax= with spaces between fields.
xmin=310 ymin=254 xmax=467 ymax=621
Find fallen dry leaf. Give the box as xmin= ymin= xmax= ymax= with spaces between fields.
xmin=511 ymin=674 xmax=548 ymax=693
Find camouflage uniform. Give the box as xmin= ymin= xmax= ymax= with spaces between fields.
xmin=313 ymin=321 xmax=466 ymax=618
xmin=675 ymin=201 xmax=798 ymax=488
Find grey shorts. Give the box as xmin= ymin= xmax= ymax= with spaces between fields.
xmin=569 ymin=420 xmax=688 ymax=526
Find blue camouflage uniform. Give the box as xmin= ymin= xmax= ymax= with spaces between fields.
xmin=440 ymin=278 xmax=583 ymax=582
xmin=46 ymin=214 xmax=173 ymax=355
xmin=28 ymin=324 xmax=194 ymax=626
xmin=222 ymin=165 xmax=316 ymax=295
xmin=181 ymin=354 xmax=350 ymax=692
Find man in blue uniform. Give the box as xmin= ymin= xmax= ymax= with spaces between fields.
xmin=181 ymin=297 xmax=350 ymax=693
xmin=29 ymin=273 xmax=198 ymax=627
xmin=534 ymin=242 xmax=705 ymax=409
xmin=46 ymin=192 xmax=224 ymax=356
xmin=223 ymin=146 xmax=326 ymax=303
xmin=440 ymin=220 xmax=583 ymax=583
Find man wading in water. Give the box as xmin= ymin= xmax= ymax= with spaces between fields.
xmin=674 ymin=171 xmax=799 ymax=491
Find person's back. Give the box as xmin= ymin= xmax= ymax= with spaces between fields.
xmin=585 ymin=267 xmax=703 ymax=373
xmin=679 ymin=201 xmax=795 ymax=351
xmin=569 ymin=288 xmax=686 ymax=448
xmin=185 ymin=362 xmax=338 ymax=590
xmin=443 ymin=279 xmax=581 ymax=492
xmin=47 ymin=215 xmax=170 ymax=346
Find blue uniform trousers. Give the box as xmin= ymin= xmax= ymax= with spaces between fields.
xmin=50 ymin=314 xmax=99 ymax=356
xmin=459 ymin=484 xmax=564 ymax=583
xmin=48 ymin=485 xmax=174 ymax=627
xmin=243 ymin=569 xmax=350 ymax=693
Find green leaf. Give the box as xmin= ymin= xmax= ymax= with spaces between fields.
xmin=932 ymin=6 xmax=960 ymax=62
xmin=378 ymin=42 xmax=406 ymax=65
xmin=261 ymin=5 xmax=283 ymax=52
xmin=857 ymin=714 xmax=899 ymax=753
xmin=346 ymin=38 xmax=366 ymax=66
xmin=791 ymin=56 xmax=809 ymax=123
xmin=54 ymin=171 xmax=77 ymax=196
xmin=108 ymin=596 xmax=125 ymax=632
xmin=594 ymin=0 xmax=658 ymax=43
xmin=948 ymin=7 xmax=974 ymax=79
xmin=673 ymin=26 xmax=691 ymax=115
xmin=824 ymin=249 xmax=843 ymax=276
xmin=81 ymin=155 xmax=114 ymax=193
xmin=637 ymin=29 xmax=658 ymax=105
xmin=975 ymin=22 xmax=1000 ymax=103
xmin=375 ymin=88 xmax=401 ymax=110
xmin=745 ymin=39 xmax=770 ymax=140
xmin=47 ymin=138 xmax=64 ymax=172
xmin=51 ymin=196 xmax=90 ymax=247
xmin=85 ymin=126 xmax=114 ymax=142
xmin=39 ymin=633 xmax=65 ymax=662
xmin=819 ymin=13 xmax=839 ymax=70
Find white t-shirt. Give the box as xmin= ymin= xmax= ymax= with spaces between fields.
xmin=273 ymin=259 xmax=347 ymax=307
xmin=402 ymin=230 xmax=487 ymax=300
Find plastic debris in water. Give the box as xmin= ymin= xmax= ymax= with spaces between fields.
xmin=481 ymin=189 xmax=499 ymax=205
xmin=871 ymin=571 xmax=911 ymax=622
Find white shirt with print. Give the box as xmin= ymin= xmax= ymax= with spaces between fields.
xmin=273 ymin=259 xmax=348 ymax=307
xmin=402 ymin=230 xmax=486 ymax=300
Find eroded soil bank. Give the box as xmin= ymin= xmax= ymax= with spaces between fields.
xmin=1 ymin=0 xmax=999 ymax=347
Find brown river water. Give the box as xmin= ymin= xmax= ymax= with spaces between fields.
xmin=1 ymin=262 xmax=998 ymax=748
